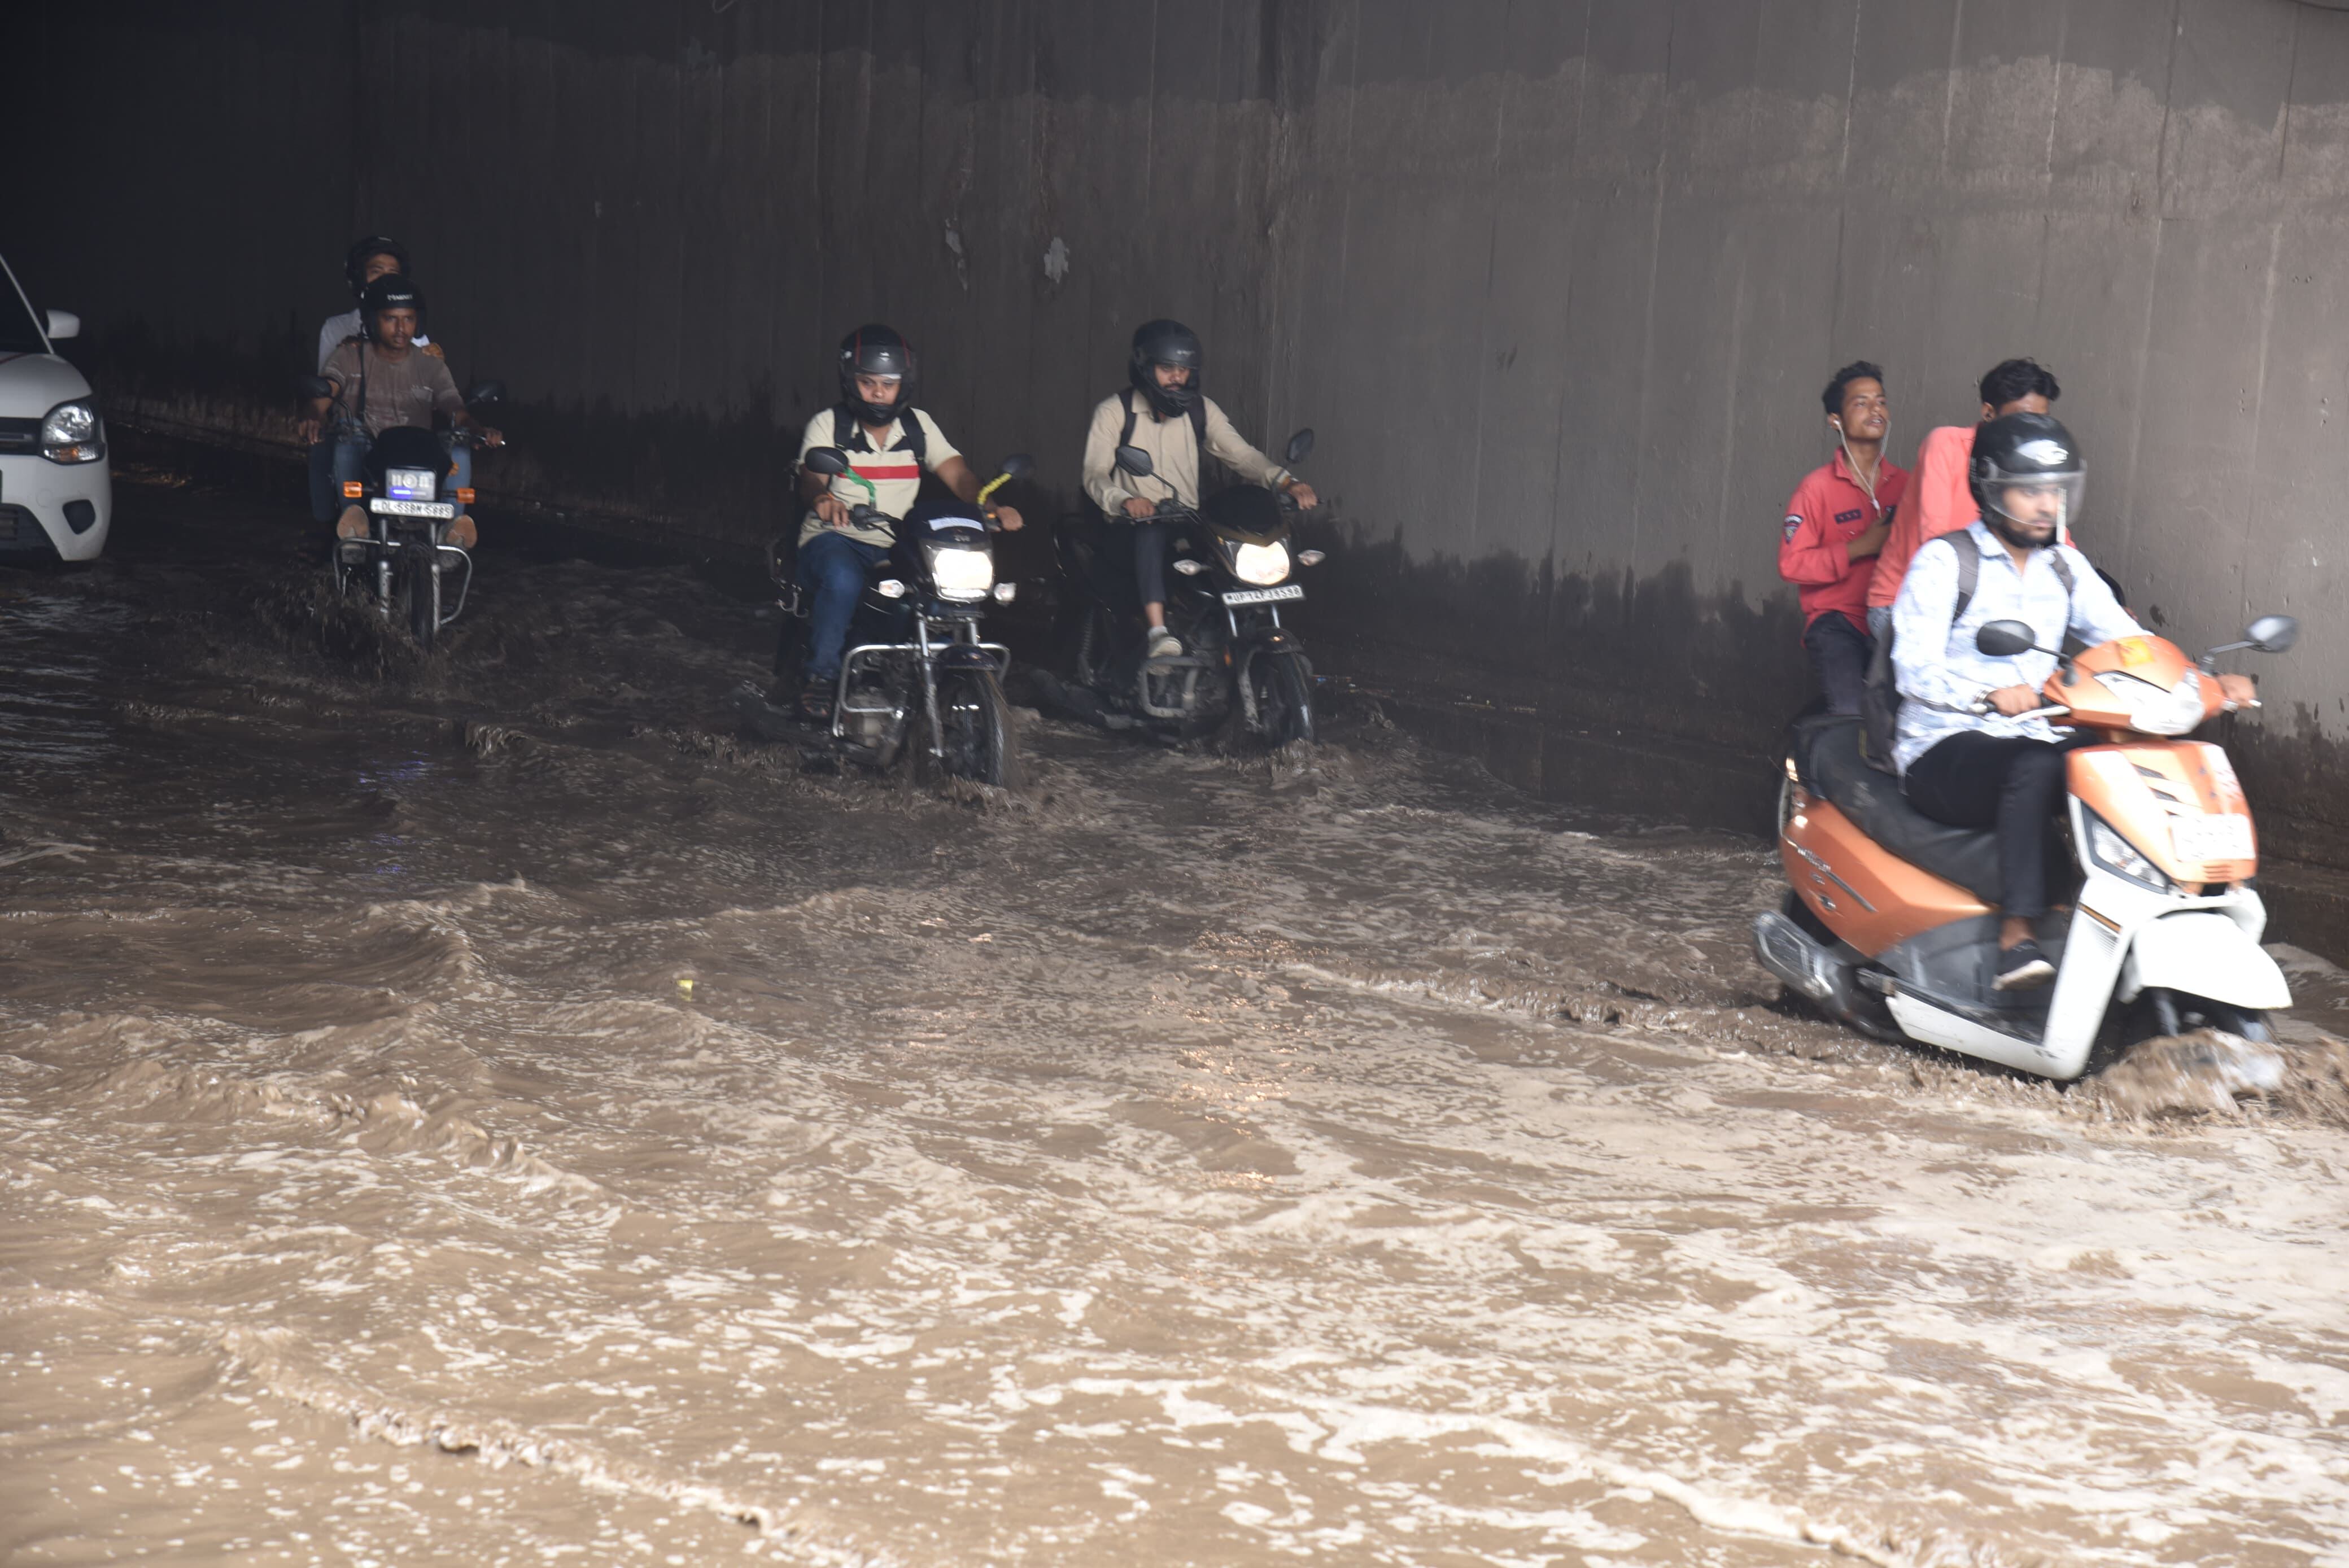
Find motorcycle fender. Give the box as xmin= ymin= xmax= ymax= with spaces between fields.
xmin=2120 ymin=911 xmax=2291 ymax=1011
xmin=934 ymin=645 xmax=999 ymax=671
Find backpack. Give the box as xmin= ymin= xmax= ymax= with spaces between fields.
xmin=832 ymin=404 xmax=929 ymax=468
xmin=1860 ymin=536 xmax=2073 ymax=773
xmin=1105 ymin=388 xmax=1210 ymax=517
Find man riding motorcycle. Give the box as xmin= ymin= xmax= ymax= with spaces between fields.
xmin=791 ymin=324 xmax=1021 ymax=720
xmin=308 ymin=235 xmax=439 ymax=523
xmin=300 ymin=274 xmax=501 ymax=551
xmin=1889 ymin=412 xmax=2253 ymax=990
xmin=1080 ymin=320 xmax=1318 ymax=660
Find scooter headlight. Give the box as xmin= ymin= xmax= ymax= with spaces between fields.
xmin=924 ymin=541 xmax=994 ymax=602
xmin=2084 ymin=809 xmax=2175 ymax=893
xmin=1230 ymin=540 xmax=1291 ymax=586
xmin=2099 ymin=670 xmax=2206 ymax=737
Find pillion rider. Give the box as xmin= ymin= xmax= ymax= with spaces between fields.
xmin=1777 ymin=361 xmax=1909 ymax=715
xmin=1889 ymin=413 xmax=2255 ymax=992
xmin=300 ymin=273 xmax=501 ymax=551
xmin=1080 ymin=320 xmax=1318 ymax=662
xmin=792 ymin=324 xmax=1022 ymax=721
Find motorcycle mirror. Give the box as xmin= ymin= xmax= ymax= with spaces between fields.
xmin=295 ymin=374 xmax=334 ymax=400
xmin=463 ymin=379 xmax=507 ymax=407
xmin=1283 ymin=428 xmax=1315 ymax=466
xmin=801 ymin=447 xmax=852 ymax=477
xmin=2246 ymin=613 xmax=2299 ymax=654
xmin=1973 ymin=619 xmax=2041 ymax=659
xmin=1113 ymin=444 xmax=1155 ymax=478
xmin=998 ymin=453 xmax=1035 ymax=481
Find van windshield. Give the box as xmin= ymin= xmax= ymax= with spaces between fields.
xmin=0 ymin=265 xmax=50 ymax=355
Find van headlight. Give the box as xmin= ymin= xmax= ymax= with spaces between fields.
xmin=2099 ymin=670 xmax=2205 ymax=737
xmin=2084 ymin=809 xmax=2174 ymax=893
xmin=1230 ymin=540 xmax=1290 ymax=586
xmin=40 ymin=400 xmax=104 ymax=464
xmin=925 ymin=543 xmax=994 ymax=602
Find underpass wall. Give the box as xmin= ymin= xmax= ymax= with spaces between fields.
xmin=10 ymin=0 xmax=2349 ymax=879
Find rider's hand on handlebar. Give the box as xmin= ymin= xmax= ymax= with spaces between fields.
xmin=1282 ymin=479 xmax=1320 ymax=510
xmin=2217 ymin=672 xmax=2259 ymax=710
xmin=988 ymin=503 xmax=1024 ymax=532
xmin=814 ymin=493 xmax=853 ymax=529
xmin=296 ymin=417 xmax=321 ymax=445
xmin=475 ymin=426 xmax=506 ymax=449
xmin=1986 ymin=683 xmax=2044 ymax=717
xmin=1121 ymin=496 xmax=1158 ymax=521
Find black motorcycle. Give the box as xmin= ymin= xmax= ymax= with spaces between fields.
xmin=753 ymin=448 xmax=1030 ymax=787
xmin=300 ymin=376 xmax=504 ymax=652
xmin=1054 ymin=429 xmax=1323 ymax=745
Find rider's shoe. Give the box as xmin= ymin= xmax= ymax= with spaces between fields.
xmin=447 ymin=513 xmax=478 ymax=550
xmin=798 ymin=676 xmax=836 ymax=724
xmin=335 ymin=505 xmax=369 ymax=541
xmin=1145 ymin=626 xmax=1183 ymax=661
xmin=1993 ymin=940 xmax=2057 ymax=992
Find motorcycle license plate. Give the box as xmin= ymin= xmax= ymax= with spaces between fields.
xmin=368 ymin=498 xmax=457 ymax=519
xmin=1221 ymin=584 xmax=1304 ymax=606
xmin=2173 ymin=813 xmax=2254 ymax=863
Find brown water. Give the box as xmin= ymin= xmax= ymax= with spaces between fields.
xmin=3 ymin=470 xmax=2346 ymax=1566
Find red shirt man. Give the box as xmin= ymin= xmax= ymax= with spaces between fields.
xmin=1778 ymin=361 xmax=1908 ymax=714
xmin=1867 ymin=359 xmax=2060 ymax=620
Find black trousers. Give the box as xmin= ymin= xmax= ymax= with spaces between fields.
xmin=1904 ymin=730 xmax=2084 ymax=920
xmin=1129 ymin=520 xmax=1176 ymax=609
xmin=1802 ymin=610 xmax=1874 ymax=716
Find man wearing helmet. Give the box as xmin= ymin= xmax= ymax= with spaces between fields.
xmin=307 ymin=236 xmax=439 ymax=523
xmin=303 ymin=274 xmax=502 ymax=551
xmin=791 ymin=324 xmax=1022 ymax=720
xmin=1081 ymin=320 xmax=1318 ymax=660
xmin=1890 ymin=413 xmax=2253 ymax=990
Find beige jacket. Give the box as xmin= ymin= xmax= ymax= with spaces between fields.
xmin=1081 ymin=390 xmax=1290 ymax=516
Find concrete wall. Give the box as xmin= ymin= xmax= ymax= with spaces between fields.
xmin=11 ymin=1 xmax=2349 ymax=862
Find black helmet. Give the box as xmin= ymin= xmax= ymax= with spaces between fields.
xmin=837 ymin=324 xmax=915 ymax=425
xmin=359 ymin=273 xmax=424 ymax=338
xmin=1970 ymin=411 xmax=2084 ymax=536
xmin=344 ymin=234 xmax=412 ymax=299
xmin=1129 ymin=319 xmax=1203 ymax=418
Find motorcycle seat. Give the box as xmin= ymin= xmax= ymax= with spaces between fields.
xmin=1790 ymin=715 xmax=2007 ymax=905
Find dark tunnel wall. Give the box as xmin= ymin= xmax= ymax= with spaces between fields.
xmin=10 ymin=1 xmax=2349 ymax=865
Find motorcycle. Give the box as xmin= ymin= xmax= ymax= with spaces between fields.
xmin=299 ymin=375 xmax=505 ymax=652
xmin=753 ymin=448 xmax=1030 ymax=788
xmin=1755 ymin=613 xmax=2300 ymax=1079
xmin=1052 ymin=430 xmax=1324 ymax=746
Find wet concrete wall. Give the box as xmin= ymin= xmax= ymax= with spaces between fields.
xmin=11 ymin=1 xmax=2349 ymax=870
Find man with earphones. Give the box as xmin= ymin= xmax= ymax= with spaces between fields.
xmin=1777 ymin=360 xmax=1909 ymax=715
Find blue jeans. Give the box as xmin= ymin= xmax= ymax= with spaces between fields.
xmin=329 ymin=431 xmax=473 ymax=508
xmin=797 ymin=531 xmax=892 ymax=680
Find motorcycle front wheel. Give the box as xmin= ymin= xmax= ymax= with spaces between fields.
xmin=405 ymin=545 xmax=440 ymax=650
xmin=928 ymin=667 xmax=1022 ymax=789
xmin=1255 ymin=650 xmax=1316 ymax=746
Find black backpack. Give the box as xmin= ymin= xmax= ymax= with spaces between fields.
xmin=1860 ymin=536 xmax=2072 ymax=772
xmin=832 ymin=403 xmax=929 ymax=467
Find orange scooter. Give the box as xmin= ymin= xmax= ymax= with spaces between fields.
xmin=1755 ymin=614 xmax=2300 ymax=1078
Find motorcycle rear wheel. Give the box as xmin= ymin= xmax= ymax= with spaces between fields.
xmin=927 ymin=668 xmax=1022 ymax=789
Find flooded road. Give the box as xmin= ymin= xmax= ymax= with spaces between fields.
xmin=3 ymin=466 xmax=2346 ymax=1566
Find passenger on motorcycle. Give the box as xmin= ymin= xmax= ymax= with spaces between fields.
xmin=308 ymin=235 xmax=439 ymax=522
xmin=1778 ymin=361 xmax=1908 ymax=715
xmin=792 ymin=324 xmax=1022 ymax=721
xmin=299 ymin=274 xmax=503 ymax=551
xmin=1890 ymin=413 xmax=2252 ymax=990
xmin=1865 ymin=357 xmax=2059 ymax=640
xmin=1080 ymin=320 xmax=1318 ymax=661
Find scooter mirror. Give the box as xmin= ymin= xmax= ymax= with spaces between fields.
xmin=1113 ymin=444 xmax=1154 ymax=478
xmin=463 ymin=379 xmax=507 ymax=407
xmin=1283 ymin=428 xmax=1315 ymax=466
xmin=1974 ymin=619 xmax=2040 ymax=659
xmin=2246 ymin=613 xmax=2299 ymax=654
xmin=295 ymin=374 xmax=335 ymax=400
xmin=998 ymin=453 xmax=1035 ymax=481
xmin=801 ymin=447 xmax=852 ymax=477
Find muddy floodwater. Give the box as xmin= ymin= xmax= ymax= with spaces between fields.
xmin=3 ymin=468 xmax=2346 ymax=1567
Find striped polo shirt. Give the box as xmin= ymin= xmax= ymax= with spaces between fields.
xmin=796 ymin=405 xmax=960 ymax=548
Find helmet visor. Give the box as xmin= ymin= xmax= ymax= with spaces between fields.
xmin=1980 ymin=461 xmax=2084 ymax=534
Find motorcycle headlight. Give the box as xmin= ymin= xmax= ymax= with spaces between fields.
xmin=40 ymin=399 xmax=104 ymax=464
xmin=924 ymin=542 xmax=994 ymax=602
xmin=1230 ymin=540 xmax=1290 ymax=586
xmin=2099 ymin=670 xmax=2205 ymax=736
xmin=2084 ymin=810 xmax=2175 ymax=893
